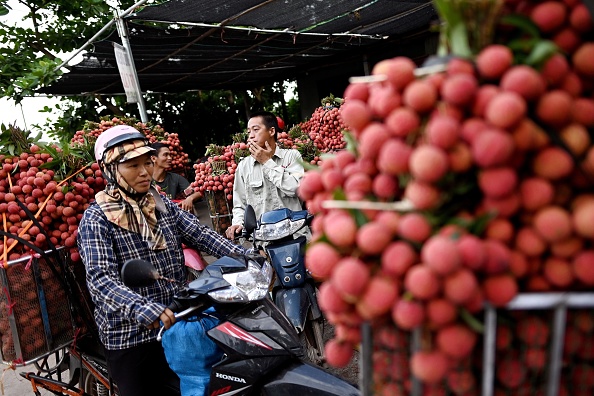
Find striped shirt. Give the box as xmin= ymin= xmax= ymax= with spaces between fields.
xmin=77 ymin=197 xmax=245 ymax=350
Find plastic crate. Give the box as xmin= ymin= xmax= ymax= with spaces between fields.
xmin=0 ymin=248 xmax=75 ymax=365
xmin=362 ymin=293 xmax=594 ymax=396
xmin=482 ymin=293 xmax=594 ymax=396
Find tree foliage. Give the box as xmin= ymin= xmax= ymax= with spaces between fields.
xmin=0 ymin=0 xmax=122 ymax=101
xmin=39 ymin=82 xmax=299 ymax=162
xmin=1 ymin=0 xmax=301 ymax=162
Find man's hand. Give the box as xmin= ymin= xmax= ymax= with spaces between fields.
xmin=179 ymin=191 xmax=201 ymax=213
xmin=226 ymin=224 xmax=243 ymax=240
xmin=249 ymin=141 xmax=274 ymax=164
xmin=180 ymin=196 xmax=194 ymax=212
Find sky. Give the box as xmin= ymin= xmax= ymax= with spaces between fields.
xmin=0 ymin=0 xmax=63 ymax=138
xmin=0 ymin=97 xmax=59 ymax=132
xmin=0 ymin=0 xmax=107 ymax=140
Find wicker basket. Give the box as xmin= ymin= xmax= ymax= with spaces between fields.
xmin=205 ymin=190 xmax=232 ymax=235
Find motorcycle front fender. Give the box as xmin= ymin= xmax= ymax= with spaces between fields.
xmin=262 ymin=360 xmax=360 ymax=396
xmin=273 ymin=286 xmax=310 ymax=332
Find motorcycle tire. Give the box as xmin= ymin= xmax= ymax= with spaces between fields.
xmin=300 ymin=314 xmax=325 ymax=366
xmin=81 ymin=368 xmax=113 ymax=396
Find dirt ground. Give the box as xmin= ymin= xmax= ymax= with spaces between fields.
xmin=3 ymin=359 xmax=55 ymax=395
xmin=323 ymin=323 xmax=361 ymax=387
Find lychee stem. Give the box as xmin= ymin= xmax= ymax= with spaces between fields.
xmin=433 ymin=0 xmax=504 ymax=57
xmin=460 ymin=307 xmax=485 ymax=333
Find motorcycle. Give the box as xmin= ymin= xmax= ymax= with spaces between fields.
xmin=120 ymin=206 xmax=359 ymax=396
xmin=248 ymin=206 xmax=326 ymax=365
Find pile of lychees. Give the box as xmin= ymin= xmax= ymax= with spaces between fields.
xmin=298 ymin=0 xmax=594 ymax=393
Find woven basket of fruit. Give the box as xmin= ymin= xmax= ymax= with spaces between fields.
xmin=205 ymin=190 xmax=232 ymax=236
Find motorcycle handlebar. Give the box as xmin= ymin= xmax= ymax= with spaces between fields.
xmin=167 ymin=300 xmax=184 ymax=313
xmin=166 ymin=297 xmax=207 ymax=318
xmin=157 ymin=303 xmax=203 ymax=341
xmin=173 ymin=305 xmax=203 ymax=320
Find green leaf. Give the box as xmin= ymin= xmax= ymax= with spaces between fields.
xmin=352 ymin=209 xmax=368 ymax=227
xmin=332 ymin=188 xmax=347 ymax=201
xmin=342 ymin=130 xmax=358 ymax=155
xmin=466 ymin=212 xmax=497 ymax=236
xmin=432 ymin=0 xmax=475 ymax=57
xmin=499 ymin=14 xmax=541 ymax=38
xmin=506 ymin=37 xmax=539 ymax=52
xmin=524 ymin=40 xmax=559 ymax=66
xmin=402 ymin=291 xmax=414 ymax=301
xmin=301 ymin=160 xmax=318 ymax=171
xmin=328 ymin=188 xmax=370 ymax=226
xmin=460 ymin=308 xmax=485 ymax=334
xmin=37 ymin=142 xmax=59 ymax=157
xmin=433 ymin=0 xmax=462 ymax=28
xmin=449 ymin=22 xmax=473 ymax=58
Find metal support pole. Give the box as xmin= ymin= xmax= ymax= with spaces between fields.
xmin=481 ymin=305 xmax=497 ymax=396
xmin=362 ymin=54 xmax=370 ymax=76
xmin=411 ymin=327 xmax=422 ymax=396
xmin=546 ymin=304 xmax=567 ymax=396
xmin=359 ymin=321 xmax=372 ymax=396
xmin=55 ymin=0 xmax=150 ymax=72
xmin=114 ymin=10 xmax=148 ymax=123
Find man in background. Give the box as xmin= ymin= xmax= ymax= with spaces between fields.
xmin=225 ymin=111 xmax=307 ymax=240
xmin=151 ymin=142 xmax=202 ymax=213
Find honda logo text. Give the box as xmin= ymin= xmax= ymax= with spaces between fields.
xmin=216 ymin=372 xmax=247 ymax=383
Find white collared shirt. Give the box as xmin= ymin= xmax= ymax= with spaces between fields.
xmin=232 ymin=145 xmax=306 ymax=230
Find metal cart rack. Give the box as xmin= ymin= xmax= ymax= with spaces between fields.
xmin=359 ymin=292 xmax=594 ymax=396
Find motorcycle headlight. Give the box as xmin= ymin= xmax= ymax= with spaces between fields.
xmin=208 ymin=259 xmax=273 ymax=302
xmin=254 ymin=218 xmax=306 ymax=241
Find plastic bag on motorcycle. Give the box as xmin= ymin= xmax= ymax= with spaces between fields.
xmin=161 ymin=313 xmax=223 ymax=396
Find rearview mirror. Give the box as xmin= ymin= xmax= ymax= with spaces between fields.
xmin=121 ymin=259 xmax=160 ymax=287
xmin=243 ymin=205 xmax=257 ymax=237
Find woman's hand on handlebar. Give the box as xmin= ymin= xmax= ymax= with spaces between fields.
xmin=225 ymin=224 xmax=243 ymax=240
xmin=148 ymin=308 xmax=176 ymax=330
xmin=160 ymin=308 xmax=176 ymax=329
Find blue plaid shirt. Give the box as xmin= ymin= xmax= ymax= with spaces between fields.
xmin=77 ymin=197 xmax=245 ymax=350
